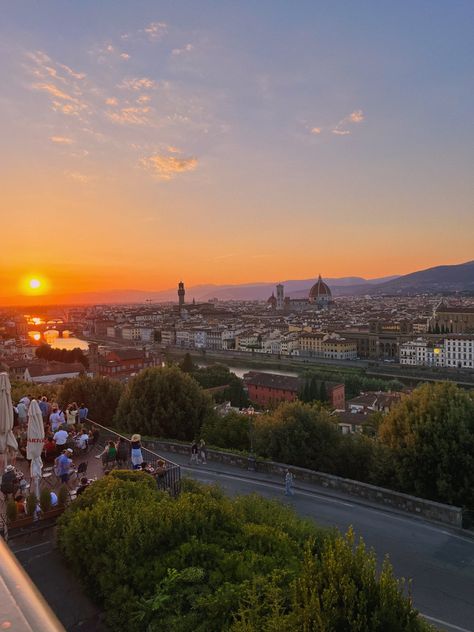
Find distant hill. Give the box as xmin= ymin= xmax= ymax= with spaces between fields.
xmin=372 ymin=260 xmax=474 ymax=294
xmin=17 ymin=261 xmax=472 ymax=306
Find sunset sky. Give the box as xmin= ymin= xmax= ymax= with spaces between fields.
xmin=1 ymin=1 xmax=473 ymax=304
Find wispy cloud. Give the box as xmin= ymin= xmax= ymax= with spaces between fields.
xmin=106 ymin=106 xmax=152 ymax=125
xmin=171 ymin=44 xmax=194 ymax=56
xmin=332 ymin=109 xmax=365 ymax=136
xmin=118 ymin=77 xmax=156 ymax=91
xmin=50 ymin=136 xmax=74 ymax=144
xmin=310 ymin=127 xmax=321 ymax=135
xmin=64 ymin=170 xmax=90 ymax=183
xmin=140 ymin=154 xmax=198 ymax=180
xmin=144 ymin=22 xmax=168 ymax=41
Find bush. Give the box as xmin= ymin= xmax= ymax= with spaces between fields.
xmin=232 ymin=528 xmax=432 ymax=632
xmin=57 ymin=476 xmax=431 ymax=632
xmin=201 ymin=411 xmax=251 ymax=451
xmin=114 ymin=366 xmax=214 ymax=440
xmin=26 ymin=493 xmax=38 ymax=516
xmin=58 ymin=476 xmax=323 ymax=632
xmin=59 ymin=375 xmax=124 ymax=426
xmin=6 ymin=499 xmax=18 ymax=522
xmin=39 ymin=488 xmax=52 ymax=513
xmin=58 ymin=485 xmax=70 ymax=508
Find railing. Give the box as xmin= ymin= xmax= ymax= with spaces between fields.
xmin=85 ymin=419 xmax=181 ymax=496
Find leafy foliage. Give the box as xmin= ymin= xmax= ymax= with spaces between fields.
xmin=59 ymin=375 xmax=123 ymax=426
xmin=114 ymin=366 xmax=214 ymax=440
xmin=57 ymin=475 xmax=430 ymax=632
xmin=232 ymin=529 xmax=432 ymax=632
xmin=58 ymin=474 xmax=323 ymax=631
xmin=378 ymin=382 xmax=474 ymax=507
xmin=189 ymin=363 xmax=249 ymax=408
xmin=35 ymin=343 xmax=89 ymax=369
xmin=201 ymin=411 xmax=251 ymax=451
xmin=11 ymin=380 xmax=59 ymax=405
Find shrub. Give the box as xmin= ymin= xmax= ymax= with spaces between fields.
xmin=57 ymin=476 xmax=430 ymax=631
xmin=26 ymin=493 xmax=38 ymax=516
xmin=201 ymin=411 xmax=251 ymax=451
xmin=39 ymin=488 xmax=52 ymax=513
xmin=6 ymin=500 xmax=18 ymax=523
xmin=58 ymin=485 xmax=70 ymax=507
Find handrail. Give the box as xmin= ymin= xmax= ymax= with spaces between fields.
xmin=0 ymin=536 xmax=65 ymax=631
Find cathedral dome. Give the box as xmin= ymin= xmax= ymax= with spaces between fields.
xmin=267 ymin=292 xmax=277 ymax=307
xmin=308 ymin=274 xmax=332 ymax=301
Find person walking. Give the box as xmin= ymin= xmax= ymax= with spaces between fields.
xmin=284 ymin=469 xmax=295 ymax=496
xmin=130 ymin=434 xmax=144 ymax=470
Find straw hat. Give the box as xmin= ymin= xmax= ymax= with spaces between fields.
xmin=131 ymin=434 xmax=141 ymax=442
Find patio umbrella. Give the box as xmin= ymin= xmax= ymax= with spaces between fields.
xmin=0 ymin=372 xmax=18 ymax=470
xmin=27 ymin=399 xmax=45 ymax=498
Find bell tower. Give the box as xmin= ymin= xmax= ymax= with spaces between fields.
xmin=178 ymin=281 xmax=185 ymax=311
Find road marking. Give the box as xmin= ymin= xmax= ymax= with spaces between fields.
xmin=182 ymin=466 xmax=354 ymax=507
xmin=13 ymin=541 xmax=52 ymax=554
xmin=421 ymin=613 xmax=473 ymax=632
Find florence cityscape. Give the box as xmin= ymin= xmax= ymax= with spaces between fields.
xmin=0 ymin=2 xmax=473 ymax=632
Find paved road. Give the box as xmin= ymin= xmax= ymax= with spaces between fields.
xmin=159 ymin=450 xmax=474 ymax=632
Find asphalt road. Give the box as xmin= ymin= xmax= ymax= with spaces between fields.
xmin=167 ymin=454 xmax=474 ymax=632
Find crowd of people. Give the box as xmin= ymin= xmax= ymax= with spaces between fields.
xmin=1 ymin=394 xmax=175 ymax=519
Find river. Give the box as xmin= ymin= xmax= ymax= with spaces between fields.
xmin=50 ymin=337 xmax=89 ymax=351
xmin=198 ymin=363 xmax=298 ymax=379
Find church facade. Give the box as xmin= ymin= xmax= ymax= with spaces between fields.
xmin=268 ymin=275 xmax=333 ymax=312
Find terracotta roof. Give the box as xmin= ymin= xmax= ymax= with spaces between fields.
xmin=244 ymin=371 xmax=302 ymax=392
xmin=309 ymin=274 xmax=332 ymax=300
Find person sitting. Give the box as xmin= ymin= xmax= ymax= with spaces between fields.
xmin=96 ymin=441 xmax=117 ymax=468
xmin=1 ymin=465 xmax=18 ymax=500
xmin=76 ymin=476 xmax=90 ymax=496
xmin=76 ymin=431 xmax=89 ymax=451
xmin=53 ymin=426 xmax=69 ymax=453
xmin=15 ymin=494 xmax=26 ymax=515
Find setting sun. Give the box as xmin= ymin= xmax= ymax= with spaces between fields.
xmin=29 ymin=278 xmax=41 ymax=289
xmin=19 ymin=275 xmax=50 ymax=297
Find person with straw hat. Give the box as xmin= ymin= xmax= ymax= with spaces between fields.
xmin=130 ymin=434 xmax=143 ymax=470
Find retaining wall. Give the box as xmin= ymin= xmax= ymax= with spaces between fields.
xmin=144 ymin=439 xmax=463 ymax=528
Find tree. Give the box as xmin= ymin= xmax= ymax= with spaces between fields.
xmin=192 ymin=364 xmax=249 ymax=408
xmin=114 ymin=366 xmax=214 ymax=440
xmin=253 ymin=402 xmax=342 ymax=474
xmin=201 ymin=411 xmax=251 ymax=451
xmin=180 ymin=352 xmax=196 ymax=373
xmin=378 ymin=382 xmax=474 ymax=508
xmin=59 ymin=375 xmax=123 ymax=426
xmin=232 ymin=529 xmax=432 ymax=632
xmin=35 ymin=343 xmax=89 ymax=369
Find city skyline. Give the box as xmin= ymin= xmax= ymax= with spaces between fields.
xmin=1 ymin=1 xmax=473 ymax=304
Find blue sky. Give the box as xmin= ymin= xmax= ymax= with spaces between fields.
xmin=0 ymin=1 xmax=473 ymax=300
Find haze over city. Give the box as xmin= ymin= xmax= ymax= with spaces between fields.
xmin=1 ymin=1 xmax=473 ymax=305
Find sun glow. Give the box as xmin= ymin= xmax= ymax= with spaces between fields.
xmin=20 ymin=275 xmax=50 ymax=296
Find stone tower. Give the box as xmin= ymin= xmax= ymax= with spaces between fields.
xmin=88 ymin=342 xmax=99 ymax=377
xmin=276 ymin=284 xmax=284 ymax=311
xmin=178 ymin=281 xmax=185 ymax=310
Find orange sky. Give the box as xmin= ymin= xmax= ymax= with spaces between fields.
xmin=1 ymin=3 xmax=473 ymax=306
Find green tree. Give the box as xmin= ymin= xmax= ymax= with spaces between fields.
xmin=180 ymin=352 xmax=196 ymax=373
xmin=114 ymin=366 xmax=214 ymax=440
xmin=192 ymin=364 xmax=249 ymax=408
xmin=253 ymin=401 xmax=342 ymax=474
xmin=59 ymin=375 xmax=123 ymax=426
xmin=232 ymin=529 xmax=432 ymax=632
xmin=378 ymin=382 xmax=474 ymax=508
xmin=201 ymin=411 xmax=251 ymax=451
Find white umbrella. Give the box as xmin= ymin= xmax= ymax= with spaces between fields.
xmin=27 ymin=399 xmax=45 ymax=498
xmin=0 ymin=372 xmax=18 ymax=470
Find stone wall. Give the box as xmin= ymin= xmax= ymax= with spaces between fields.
xmin=144 ymin=439 xmax=463 ymax=528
